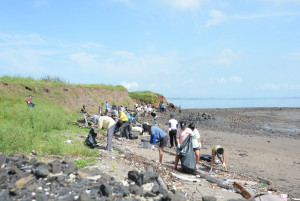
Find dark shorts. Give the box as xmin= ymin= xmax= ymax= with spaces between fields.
xmin=159 ymin=136 xmax=169 ymax=148
xmin=193 ymin=148 xmax=200 ymax=151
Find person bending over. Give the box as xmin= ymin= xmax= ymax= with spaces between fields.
xmin=210 ymin=145 xmax=228 ymax=173
xmin=142 ymin=122 xmax=169 ymax=164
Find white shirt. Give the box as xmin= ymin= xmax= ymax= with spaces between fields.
xmin=169 ymin=119 xmax=178 ymax=131
xmin=191 ymin=128 xmax=201 ymax=148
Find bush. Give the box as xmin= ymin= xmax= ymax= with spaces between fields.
xmin=129 ymin=91 xmax=160 ymax=104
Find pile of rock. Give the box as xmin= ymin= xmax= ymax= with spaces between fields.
xmin=0 ymin=152 xmax=188 ymax=201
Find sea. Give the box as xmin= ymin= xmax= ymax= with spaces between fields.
xmin=167 ymin=97 xmax=300 ymax=109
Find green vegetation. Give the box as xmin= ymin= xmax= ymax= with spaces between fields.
xmin=74 ymin=157 xmax=98 ymax=169
xmin=0 ymin=92 xmax=98 ymax=157
xmin=129 ymin=91 xmax=160 ymax=104
xmin=0 ymin=76 xmax=126 ymax=91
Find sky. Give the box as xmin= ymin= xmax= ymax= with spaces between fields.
xmin=0 ymin=0 xmax=300 ymax=99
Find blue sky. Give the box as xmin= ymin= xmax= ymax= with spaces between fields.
xmin=0 ymin=0 xmax=299 ymax=98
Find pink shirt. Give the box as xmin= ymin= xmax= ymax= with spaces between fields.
xmin=176 ymin=128 xmax=192 ymax=144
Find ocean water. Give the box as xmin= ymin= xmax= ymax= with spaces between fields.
xmin=167 ymin=97 xmax=300 ymax=109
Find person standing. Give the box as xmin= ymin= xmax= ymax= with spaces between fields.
xmin=172 ymin=121 xmax=192 ymax=170
xmin=117 ymin=107 xmax=129 ymax=139
xmin=142 ymin=122 xmax=169 ymax=164
xmin=105 ymin=101 xmax=110 ymax=111
xmin=178 ymin=105 xmax=182 ymax=114
xmin=210 ymin=145 xmax=228 ymax=173
xmin=188 ymin=123 xmax=201 ymax=169
xmin=98 ymin=112 xmax=117 ymax=151
xmin=168 ymin=114 xmax=178 ymax=148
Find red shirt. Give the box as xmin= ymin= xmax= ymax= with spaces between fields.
xmin=25 ymin=97 xmax=32 ymax=103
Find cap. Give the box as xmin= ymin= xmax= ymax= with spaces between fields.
xmin=118 ymin=107 xmax=122 ymax=110
xmin=112 ymin=105 xmax=117 ymax=110
xmin=180 ymin=121 xmax=187 ymax=129
xmin=170 ymin=114 xmax=175 ymax=118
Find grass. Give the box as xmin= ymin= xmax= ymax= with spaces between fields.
xmin=0 ymin=93 xmax=99 ymax=157
xmin=0 ymin=75 xmax=126 ymax=91
xmin=74 ymin=157 xmax=98 ymax=169
xmin=129 ymin=91 xmax=160 ymax=104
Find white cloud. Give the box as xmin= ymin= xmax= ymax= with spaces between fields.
xmin=261 ymin=0 xmax=300 ymax=5
xmin=260 ymin=83 xmax=300 ymax=90
xmin=219 ymin=48 xmax=241 ymax=65
xmin=234 ymin=12 xmax=300 ymax=20
xmin=121 ymin=81 xmax=138 ymax=89
xmin=114 ymin=50 xmax=135 ymax=57
xmin=206 ymin=10 xmax=228 ymax=27
xmin=230 ymin=76 xmax=243 ymax=83
xmin=68 ymin=52 xmax=99 ymax=69
xmin=162 ymin=0 xmax=204 ymax=10
xmin=81 ymin=42 xmax=103 ymax=50
xmin=209 ymin=76 xmax=243 ymax=84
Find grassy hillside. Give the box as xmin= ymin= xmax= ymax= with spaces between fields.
xmin=0 ymin=76 xmax=130 ymax=157
xmin=129 ymin=91 xmax=161 ymax=104
xmin=0 ymin=76 xmax=168 ymax=157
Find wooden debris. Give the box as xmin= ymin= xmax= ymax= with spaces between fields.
xmin=234 ymin=182 xmax=253 ymax=199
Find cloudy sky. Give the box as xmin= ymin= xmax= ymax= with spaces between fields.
xmin=0 ymin=0 xmax=299 ymax=98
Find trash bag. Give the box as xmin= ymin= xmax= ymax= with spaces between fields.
xmin=179 ymin=136 xmax=196 ymax=174
xmin=129 ymin=133 xmax=138 ymax=139
xmin=200 ymin=154 xmax=212 ymax=162
xmin=84 ymin=128 xmax=98 ymax=149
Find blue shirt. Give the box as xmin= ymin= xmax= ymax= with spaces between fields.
xmin=149 ymin=126 xmax=167 ymax=145
xmin=105 ymin=103 xmax=109 ymax=109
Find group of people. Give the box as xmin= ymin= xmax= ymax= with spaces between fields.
xmin=142 ymin=114 xmax=227 ymax=173
xmin=83 ymin=101 xmax=227 ymax=173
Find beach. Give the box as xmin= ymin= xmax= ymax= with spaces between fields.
xmin=183 ymin=107 xmax=300 ymax=197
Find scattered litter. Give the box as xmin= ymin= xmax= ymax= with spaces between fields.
xmin=65 ymin=140 xmax=72 ymax=143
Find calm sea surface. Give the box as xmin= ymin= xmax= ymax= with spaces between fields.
xmin=167 ymin=97 xmax=300 ymax=109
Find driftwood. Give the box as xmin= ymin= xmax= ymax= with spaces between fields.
xmin=171 ymin=172 xmax=202 ymax=183
xmin=146 ymin=166 xmax=168 ymax=192
xmin=234 ymin=182 xmax=253 ymax=199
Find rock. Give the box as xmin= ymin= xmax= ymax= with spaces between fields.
xmin=143 ymin=191 xmax=157 ymax=197
xmin=136 ymin=171 xmax=159 ymax=186
xmin=142 ymin=183 xmax=154 ymax=192
xmin=151 ymin=183 xmax=160 ymax=194
xmin=57 ymin=194 xmax=74 ymax=201
xmin=43 ymin=87 xmax=50 ymax=93
xmin=99 ymin=182 xmax=112 ymax=197
xmin=0 ymin=153 xmax=7 ymax=167
xmin=64 ymin=162 xmax=78 ymax=175
xmin=15 ymin=176 xmax=35 ymax=189
xmin=49 ymin=160 xmax=62 ymax=174
xmin=128 ymin=170 xmax=139 ymax=182
xmin=113 ymin=184 xmax=130 ymax=197
xmin=34 ymin=87 xmax=40 ymax=93
xmin=35 ymin=164 xmax=50 ymax=178
xmin=99 ymin=173 xmax=112 ymax=183
xmin=25 ymin=86 xmax=32 ymax=91
xmin=202 ymin=196 xmax=217 ymax=201
xmin=80 ymin=193 xmax=90 ymax=201
xmin=129 ymin=185 xmax=143 ymax=196
xmin=0 ymin=168 xmax=8 ymax=186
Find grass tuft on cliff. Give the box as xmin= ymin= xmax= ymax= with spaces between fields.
xmin=129 ymin=91 xmax=161 ymax=104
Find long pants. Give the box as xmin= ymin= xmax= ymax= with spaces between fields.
xmin=107 ymin=124 xmax=116 ymax=151
xmin=169 ymin=130 xmax=177 ymax=147
xmin=120 ymin=121 xmax=129 ymax=139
